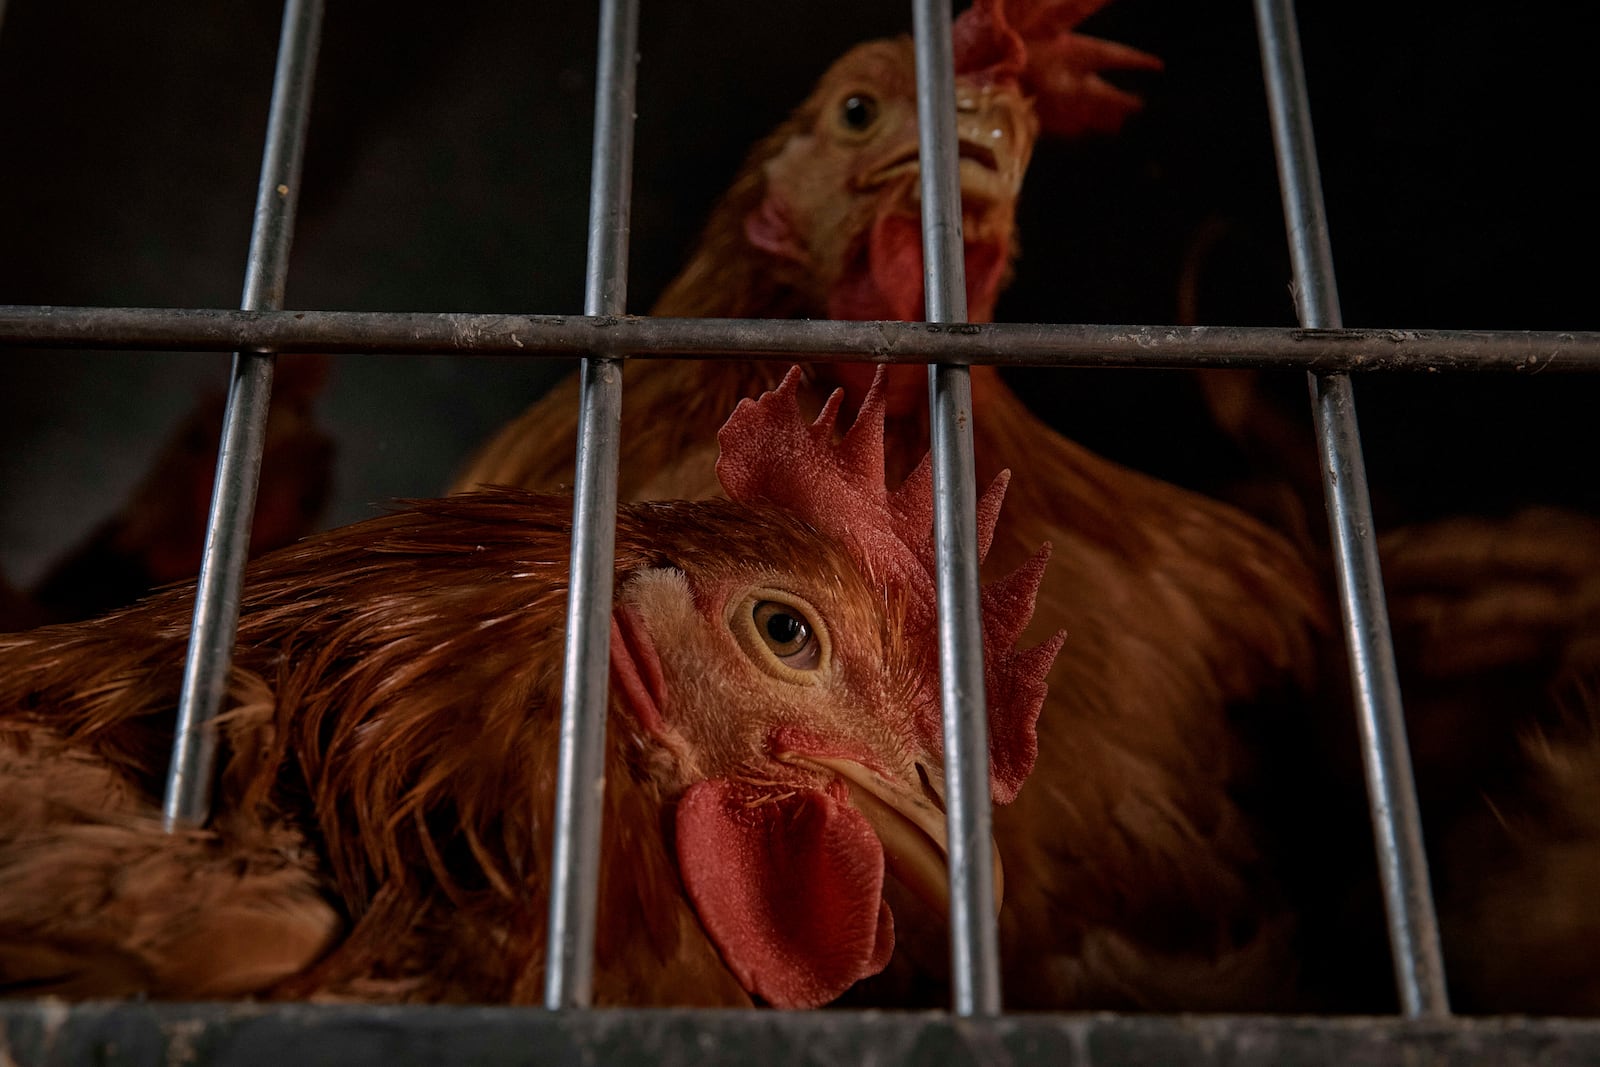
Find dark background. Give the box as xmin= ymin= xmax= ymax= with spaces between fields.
xmin=1 ymin=0 xmax=1595 ymax=588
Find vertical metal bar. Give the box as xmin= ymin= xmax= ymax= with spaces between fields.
xmin=544 ymin=0 xmax=639 ymax=1011
xmin=162 ymin=0 xmax=323 ymax=830
xmin=1253 ymin=0 xmax=1449 ymax=1018
xmin=911 ymin=0 xmax=1002 ymax=1018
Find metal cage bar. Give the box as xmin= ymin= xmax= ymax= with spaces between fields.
xmin=543 ymin=0 xmax=640 ymax=1010
xmin=4 ymin=0 xmax=1596 ymax=1042
xmin=161 ymin=0 xmax=324 ymax=831
xmin=5 ymin=307 xmax=1599 ymax=370
xmin=10 ymin=1002 xmax=1600 ymax=1066
xmin=1253 ymin=0 xmax=1450 ymax=1018
xmin=910 ymin=0 xmax=1003 ymax=1018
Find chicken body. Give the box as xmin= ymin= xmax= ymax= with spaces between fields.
xmin=0 ymin=370 xmax=1060 ymax=1008
xmin=1377 ymin=508 xmax=1600 ymax=1014
xmin=457 ymin=0 xmax=1330 ymax=1011
xmin=0 ymin=496 xmax=783 ymax=1003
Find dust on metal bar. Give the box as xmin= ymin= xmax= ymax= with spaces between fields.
xmin=1254 ymin=0 xmax=1449 ymax=1019
xmin=912 ymin=0 xmax=1002 ymax=1018
xmin=6 ymin=306 xmax=1598 ymax=371
xmin=162 ymin=0 xmax=323 ymax=832
xmin=545 ymin=0 xmax=639 ymax=1011
xmin=11 ymin=1002 xmax=1600 ymax=1067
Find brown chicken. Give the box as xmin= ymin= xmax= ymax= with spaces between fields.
xmin=1378 ymin=507 xmax=1600 ymax=1014
xmin=0 ymin=369 xmax=1063 ymax=1007
xmin=457 ymin=0 xmax=1333 ymax=1010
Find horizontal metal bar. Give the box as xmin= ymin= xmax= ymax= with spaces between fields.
xmin=6 ymin=1001 xmax=1600 ymax=1067
xmin=4 ymin=306 xmax=1598 ymax=371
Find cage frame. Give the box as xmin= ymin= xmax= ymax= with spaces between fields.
xmin=3 ymin=0 xmax=1600 ymax=1059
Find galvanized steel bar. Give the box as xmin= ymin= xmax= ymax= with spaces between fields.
xmin=544 ymin=0 xmax=639 ymax=1011
xmin=162 ymin=0 xmax=323 ymax=831
xmin=5 ymin=307 xmax=1600 ymax=371
xmin=911 ymin=0 xmax=1002 ymax=1018
xmin=1254 ymin=0 xmax=1450 ymax=1018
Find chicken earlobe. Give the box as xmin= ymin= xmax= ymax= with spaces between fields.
xmin=610 ymin=603 xmax=669 ymax=737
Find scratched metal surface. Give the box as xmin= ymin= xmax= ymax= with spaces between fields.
xmin=7 ymin=1004 xmax=1600 ymax=1067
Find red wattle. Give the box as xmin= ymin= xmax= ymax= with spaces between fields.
xmin=609 ymin=606 xmax=668 ymax=737
xmin=823 ymin=212 xmax=1009 ymax=416
xmin=675 ymin=777 xmax=894 ymax=1008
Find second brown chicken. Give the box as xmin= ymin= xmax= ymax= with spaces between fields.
xmin=457 ymin=0 xmax=1335 ymax=1011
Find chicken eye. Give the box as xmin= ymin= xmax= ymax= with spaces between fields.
xmin=753 ymin=601 xmax=817 ymax=666
xmin=731 ymin=590 xmax=829 ymax=680
xmin=839 ymin=93 xmax=879 ymax=132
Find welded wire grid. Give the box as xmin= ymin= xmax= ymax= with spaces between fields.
xmin=5 ymin=0 xmax=1600 ymax=1048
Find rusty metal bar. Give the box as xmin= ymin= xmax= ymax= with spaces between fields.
xmin=1254 ymin=0 xmax=1450 ymax=1018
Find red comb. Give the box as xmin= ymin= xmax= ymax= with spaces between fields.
xmin=716 ymin=367 xmax=1065 ymax=804
xmin=953 ymin=0 xmax=1163 ymax=138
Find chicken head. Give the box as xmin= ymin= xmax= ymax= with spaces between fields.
xmin=608 ymin=367 xmax=1063 ymax=1007
xmin=710 ymin=0 xmax=1160 ymax=413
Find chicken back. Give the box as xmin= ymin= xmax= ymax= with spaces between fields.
xmin=0 ymin=369 xmax=1061 ymax=1008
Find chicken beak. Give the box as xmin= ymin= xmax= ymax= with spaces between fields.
xmin=853 ymin=85 xmax=1028 ymax=208
xmin=779 ymin=754 xmax=1004 ymax=919
xmin=906 ymin=760 xmax=1006 ymax=911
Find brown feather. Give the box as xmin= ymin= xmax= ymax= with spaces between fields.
xmin=2 ymin=492 xmax=917 ymax=1005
